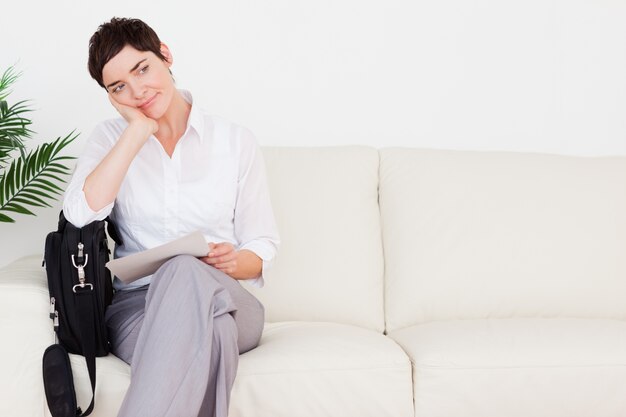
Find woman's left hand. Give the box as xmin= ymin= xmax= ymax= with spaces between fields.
xmin=200 ymin=242 xmax=238 ymax=275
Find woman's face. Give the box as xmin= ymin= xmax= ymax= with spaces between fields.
xmin=101 ymin=44 xmax=174 ymax=120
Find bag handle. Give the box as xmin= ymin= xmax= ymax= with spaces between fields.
xmin=57 ymin=211 xmax=123 ymax=247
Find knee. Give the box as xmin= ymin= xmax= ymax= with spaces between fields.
xmin=161 ymin=254 xmax=204 ymax=272
xmin=154 ymin=255 xmax=207 ymax=285
xmin=149 ymin=255 xmax=221 ymax=305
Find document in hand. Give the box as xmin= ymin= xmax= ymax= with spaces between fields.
xmin=106 ymin=231 xmax=209 ymax=283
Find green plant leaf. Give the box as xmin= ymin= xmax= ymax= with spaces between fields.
xmin=0 ymin=66 xmax=22 ymax=101
xmin=16 ymin=192 xmax=50 ymax=207
xmin=0 ymin=212 xmax=14 ymax=222
xmin=29 ymin=182 xmax=59 ymax=194
xmin=11 ymin=196 xmax=47 ymax=208
xmin=39 ymin=172 xmax=66 ymax=183
xmin=0 ymin=78 xmax=32 ymax=163
xmin=5 ymin=161 xmax=14 ymax=198
xmin=4 ymin=201 xmax=35 ymax=215
xmin=0 ymin=66 xmax=77 ymax=222
xmin=36 ymin=178 xmax=64 ymax=192
xmin=0 ymin=132 xmax=77 ymax=222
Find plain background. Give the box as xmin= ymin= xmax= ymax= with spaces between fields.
xmin=1 ymin=0 xmax=625 ymax=266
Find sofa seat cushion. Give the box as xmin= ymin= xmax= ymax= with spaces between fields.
xmin=49 ymin=354 xmax=131 ymax=417
xmin=230 ymin=321 xmax=414 ymax=417
xmin=57 ymin=321 xmax=414 ymax=417
xmin=0 ymin=255 xmax=53 ymax=417
xmin=389 ymin=318 xmax=626 ymax=417
xmin=0 ymin=256 xmax=130 ymax=417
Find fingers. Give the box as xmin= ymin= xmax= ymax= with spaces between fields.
xmin=108 ymin=94 xmax=137 ymax=122
xmin=213 ymin=260 xmax=238 ymax=274
xmin=207 ymin=242 xmax=234 ymax=258
xmin=199 ymin=242 xmax=238 ymax=275
xmin=108 ymin=94 xmax=158 ymax=134
xmin=204 ymin=253 xmax=235 ymax=264
xmin=199 ymin=258 xmax=237 ymax=274
xmin=199 ymin=242 xmax=217 ymax=264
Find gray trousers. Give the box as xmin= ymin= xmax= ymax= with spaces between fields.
xmin=104 ymin=255 xmax=265 ymax=417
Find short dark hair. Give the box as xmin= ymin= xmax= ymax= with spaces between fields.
xmin=88 ymin=17 xmax=167 ymax=89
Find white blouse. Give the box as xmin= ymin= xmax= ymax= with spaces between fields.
xmin=63 ymin=90 xmax=280 ymax=290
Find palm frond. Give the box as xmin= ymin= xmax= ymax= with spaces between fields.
xmin=0 ymin=98 xmax=34 ymax=165
xmin=0 ymin=132 xmax=77 ymax=222
xmin=0 ymin=65 xmax=33 ymax=168
xmin=0 ymin=66 xmax=21 ymax=102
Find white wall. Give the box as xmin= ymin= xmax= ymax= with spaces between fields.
xmin=1 ymin=0 xmax=625 ymax=266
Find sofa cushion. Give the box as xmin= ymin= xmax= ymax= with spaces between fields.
xmin=0 ymin=255 xmax=52 ymax=417
xmin=2 ymin=256 xmax=410 ymax=417
xmin=230 ymin=321 xmax=414 ymax=417
xmin=0 ymin=256 xmax=129 ymax=417
xmin=388 ymin=318 xmax=626 ymax=417
xmin=51 ymin=354 xmax=131 ymax=417
xmin=379 ymin=148 xmax=626 ymax=331
xmin=253 ymin=147 xmax=385 ymax=331
xmin=64 ymin=322 xmax=414 ymax=417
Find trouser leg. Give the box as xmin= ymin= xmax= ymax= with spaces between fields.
xmin=106 ymin=255 xmax=264 ymax=417
xmin=197 ymin=314 xmax=239 ymax=417
xmin=105 ymin=286 xmax=147 ymax=365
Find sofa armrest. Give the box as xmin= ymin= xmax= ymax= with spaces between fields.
xmin=0 ymin=255 xmax=55 ymax=417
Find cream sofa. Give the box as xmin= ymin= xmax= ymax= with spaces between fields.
xmin=1 ymin=146 xmax=626 ymax=417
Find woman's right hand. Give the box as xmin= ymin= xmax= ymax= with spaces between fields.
xmin=108 ymin=94 xmax=159 ymax=136
xmin=83 ymin=95 xmax=159 ymax=212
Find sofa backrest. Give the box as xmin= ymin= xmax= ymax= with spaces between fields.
xmin=380 ymin=148 xmax=626 ymax=332
xmin=249 ymin=146 xmax=385 ymax=332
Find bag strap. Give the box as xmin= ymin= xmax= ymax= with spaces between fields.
xmin=74 ymin=288 xmax=97 ymax=416
xmin=69 ymin=218 xmax=100 ymax=417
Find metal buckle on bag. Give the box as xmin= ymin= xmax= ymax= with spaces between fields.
xmin=71 ymin=242 xmax=92 ymax=293
xmin=72 ymin=282 xmax=94 ymax=292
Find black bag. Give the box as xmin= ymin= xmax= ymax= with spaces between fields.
xmin=42 ymin=211 xmax=122 ymax=416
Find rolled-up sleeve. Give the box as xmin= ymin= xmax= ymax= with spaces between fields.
xmin=234 ymin=127 xmax=280 ymax=288
xmin=62 ymin=124 xmax=115 ymax=227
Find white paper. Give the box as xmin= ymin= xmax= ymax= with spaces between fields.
xmin=106 ymin=231 xmax=209 ymax=283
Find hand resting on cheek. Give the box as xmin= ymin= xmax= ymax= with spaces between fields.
xmin=108 ymin=94 xmax=159 ymax=136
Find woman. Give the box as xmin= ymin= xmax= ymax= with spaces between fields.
xmin=63 ymin=17 xmax=280 ymax=417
